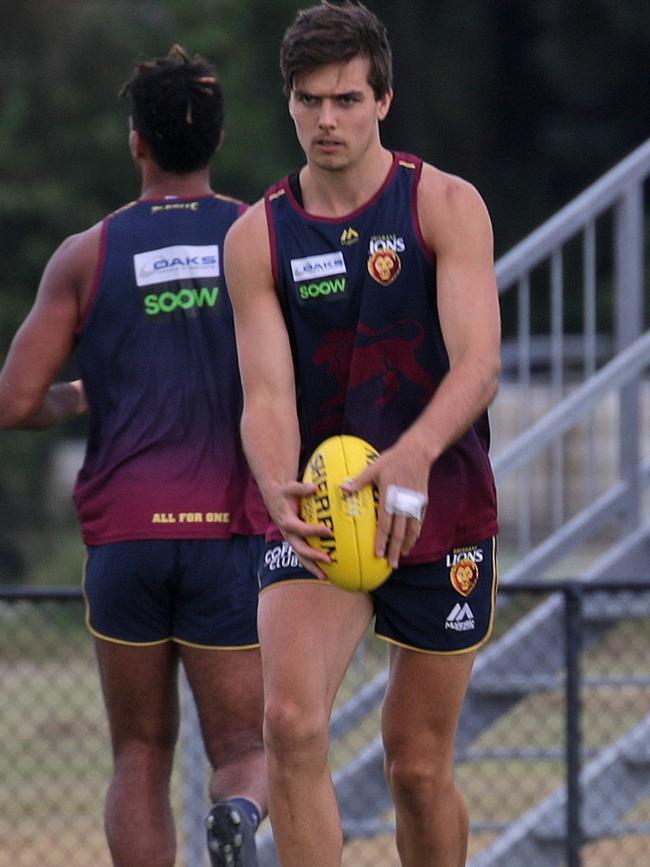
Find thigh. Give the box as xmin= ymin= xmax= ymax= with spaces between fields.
xmin=84 ymin=540 xmax=177 ymax=643
xmin=258 ymin=581 xmax=374 ymax=716
xmin=94 ymin=637 xmax=180 ymax=752
xmin=373 ymin=537 xmax=498 ymax=653
xmin=382 ymin=645 xmax=475 ymax=761
xmin=180 ymin=645 xmax=264 ymax=767
xmin=174 ymin=536 xmax=264 ymax=648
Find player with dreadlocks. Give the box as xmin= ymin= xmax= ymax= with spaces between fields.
xmin=0 ymin=45 xmax=267 ymax=867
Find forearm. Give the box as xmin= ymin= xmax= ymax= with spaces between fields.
xmin=398 ymin=353 xmax=500 ymax=465
xmin=0 ymin=380 xmax=86 ymax=430
xmin=241 ymin=397 xmax=302 ymax=516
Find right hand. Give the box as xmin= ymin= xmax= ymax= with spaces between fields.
xmin=268 ymin=479 xmax=334 ymax=580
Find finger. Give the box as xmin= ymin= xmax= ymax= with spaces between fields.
xmin=285 ymin=479 xmax=318 ymax=498
xmin=295 ymin=516 xmax=334 ymax=539
xmin=296 ymin=556 xmax=329 ymax=581
xmin=386 ymin=514 xmax=407 ymax=568
xmin=375 ymin=505 xmax=393 ymax=557
xmin=284 ymin=530 xmax=332 ymax=564
xmin=284 ymin=534 xmax=330 ymax=580
xmin=401 ymin=518 xmax=421 ymax=556
xmin=340 ymin=463 xmax=376 ymax=493
xmin=70 ymin=379 xmax=88 ymax=414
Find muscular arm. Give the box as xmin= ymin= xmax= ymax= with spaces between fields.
xmin=225 ymin=203 xmax=330 ymax=575
xmin=0 ymin=226 xmax=98 ymax=429
xmin=401 ymin=166 xmax=501 ymax=463
xmin=346 ymin=167 xmax=501 ymax=565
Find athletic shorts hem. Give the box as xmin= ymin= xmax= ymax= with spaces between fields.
xmin=374 ymin=623 xmax=495 ymax=656
xmin=259 ymin=577 xmax=327 ymax=595
xmin=173 ymin=637 xmax=260 ymax=651
xmin=86 ymin=622 xmax=260 ymax=650
xmin=86 ymin=623 xmax=172 ymax=647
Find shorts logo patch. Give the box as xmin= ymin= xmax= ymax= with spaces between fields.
xmin=264 ymin=542 xmax=300 ymax=571
xmin=445 ymin=602 xmax=476 ymax=632
xmin=450 ymin=558 xmax=479 ymax=597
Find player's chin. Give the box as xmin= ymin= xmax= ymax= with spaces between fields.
xmin=311 ymin=151 xmax=347 ymax=172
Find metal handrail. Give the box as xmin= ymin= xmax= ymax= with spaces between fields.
xmin=495 ymin=136 xmax=650 ymax=289
xmin=492 ymin=329 xmax=650 ymax=480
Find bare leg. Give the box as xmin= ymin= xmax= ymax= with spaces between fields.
xmin=180 ymin=644 xmax=266 ymax=811
xmin=382 ymin=646 xmax=476 ymax=867
xmin=95 ymin=638 xmax=179 ymax=867
xmin=258 ymin=583 xmax=373 ymax=867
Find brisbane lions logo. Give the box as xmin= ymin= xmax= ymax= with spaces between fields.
xmin=312 ymin=321 xmax=434 ymax=431
xmin=368 ymin=249 xmax=401 ymax=285
xmin=450 ymin=559 xmax=479 ymax=597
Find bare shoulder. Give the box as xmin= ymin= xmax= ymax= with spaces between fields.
xmin=417 ymin=163 xmax=493 ymax=253
xmin=41 ymin=220 xmax=104 ymax=303
xmin=52 ymin=220 xmax=103 ymax=265
xmin=225 ymin=198 xmax=268 ymax=253
xmin=224 ymin=197 xmax=274 ymax=290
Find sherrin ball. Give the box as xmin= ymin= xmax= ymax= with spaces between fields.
xmin=300 ymin=435 xmax=393 ymax=592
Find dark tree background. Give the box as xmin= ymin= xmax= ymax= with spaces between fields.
xmin=1 ymin=0 xmax=649 ymax=582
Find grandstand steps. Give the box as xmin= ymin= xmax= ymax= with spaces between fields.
xmin=468 ymin=715 xmax=650 ymax=866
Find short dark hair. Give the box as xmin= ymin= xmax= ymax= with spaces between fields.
xmin=280 ymin=1 xmax=392 ymax=99
xmin=120 ymin=44 xmax=224 ymax=174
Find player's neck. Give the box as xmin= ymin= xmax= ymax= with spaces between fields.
xmin=138 ymin=165 xmax=214 ymax=201
xmin=301 ymin=146 xmax=393 ymax=217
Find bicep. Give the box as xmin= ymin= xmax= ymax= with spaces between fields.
xmin=225 ymin=213 xmax=296 ymax=407
xmin=235 ymin=287 xmax=296 ymax=407
xmin=0 ymin=239 xmax=82 ymax=404
xmin=430 ymin=184 xmax=501 ymax=368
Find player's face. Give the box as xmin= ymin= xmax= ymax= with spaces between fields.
xmin=289 ymin=55 xmax=392 ymax=172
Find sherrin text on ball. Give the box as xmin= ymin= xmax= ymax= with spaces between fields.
xmin=300 ymin=435 xmax=393 ymax=592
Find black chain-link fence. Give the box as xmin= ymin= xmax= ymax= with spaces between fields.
xmin=1 ymin=581 xmax=649 ymax=867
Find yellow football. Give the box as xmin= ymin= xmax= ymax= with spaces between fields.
xmin=300 ymin=435 xmax=393 ymax=592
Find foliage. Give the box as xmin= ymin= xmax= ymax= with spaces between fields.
xmin=1 ymin=0 xmax=649 ymax=583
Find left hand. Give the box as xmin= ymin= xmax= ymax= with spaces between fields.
xmin=69 ymin=379 xmax=89 ymax=415
xmin=341 ymin=441 xmax=429 ymax=569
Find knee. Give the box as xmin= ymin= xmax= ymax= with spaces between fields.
xmin=263 ymin=697 xmax=329 ymax=762
xmin=111 ymin=726 xmax=177 ymax=778
xmin=385 ymin=750 xmax=453 ymax=814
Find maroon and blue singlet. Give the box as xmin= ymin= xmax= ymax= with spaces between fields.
xmin=260 ymin=152 xmax=498 ymax=653
xmin=74 ymin=195 xmax=267 ymax=545
xmin=265 ymin=151 xmax=498 ymax=563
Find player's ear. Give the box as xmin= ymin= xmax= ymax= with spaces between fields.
xmin=377 ymin=88 xmax=393 ymax=121
xmin=128 ymin=127 xmax=147 ymax=161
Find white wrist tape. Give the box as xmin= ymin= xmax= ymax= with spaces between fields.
xmin=385 ymin=485 xmax=428 ymax=520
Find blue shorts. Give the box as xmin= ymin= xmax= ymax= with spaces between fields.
xmin=83 ymin=537 xmax=265 ymax=648
xmin=259 ymin=537 xmax=498 ymax=654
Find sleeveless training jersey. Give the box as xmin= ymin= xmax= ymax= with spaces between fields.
xmin=265 ymin=151 xmax=498 ymax=563
xmin=73 ymin=194 xmax=267 ymax=544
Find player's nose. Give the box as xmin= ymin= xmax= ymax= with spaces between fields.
xmin=317 ymin=99 xmax=337 ymax=129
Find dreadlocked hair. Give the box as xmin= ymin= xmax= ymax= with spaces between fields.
xmin=120 ymin=44 xmax=224 ymax=174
